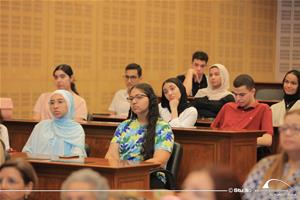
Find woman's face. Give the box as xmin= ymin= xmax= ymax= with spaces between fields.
xmin=209 ymin=67 xmax=222 ymax=89
xmin=163 ymin=82 xmax=181 ymax=101
xmin=180 ymin=171 xmax=216 ymax=200
xmin=0 ymin=167 xmax=32 ymax=200
xmin=49 ymin=94 xmax=68 ymax=118
xmin=283 ymin=73 xmax=298 ymax=95
xmin=128 ymin=88 xmax=149 ymax=116
xmin=279 ymin=113 xmax=300 ymax=153
xmin=54 ymin=69 xmax=73 ymax=91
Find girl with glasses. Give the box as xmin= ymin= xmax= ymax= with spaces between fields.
xmin=243 ymin=109 xmax=300 ymax=199
xmin=23 ymin=90 xmax=86 ymax=157
xmin=105 ymin=83 xmax=174 ymax=189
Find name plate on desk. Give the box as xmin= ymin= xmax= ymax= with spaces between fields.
xmin=50 ymin=157 xmax=85 ymax=164
xmin=26 ymin=153 xmax=51 ymax=160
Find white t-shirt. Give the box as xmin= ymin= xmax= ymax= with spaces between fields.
xmin=108 ymin=89 xmax=130 ymax=117
xmin=0 ymin=124 xmax=10 ymax=150
xmin=158 ymin=103 xmax=198 ymax=128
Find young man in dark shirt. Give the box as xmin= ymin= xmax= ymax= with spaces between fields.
xmin=177 ymin=51 xmax=208 ymax=96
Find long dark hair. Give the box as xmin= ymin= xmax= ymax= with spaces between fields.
xmin=283 ymin=70 xmax=300 ymax=100
xmin=53 ymin=64 xmax=79 ymax=95
xmin=128 ymin=83 xmax=159 ymax=160
xmin=161 ymin=78 xmax=190 ymax=115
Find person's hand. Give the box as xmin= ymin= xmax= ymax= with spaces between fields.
xmin=187 ymin=68 xmax=199 ymax=81
xmin=169 ymin=99 xmax=179 ymax=111
xmin=186 ymin=68 xmax=195 ymax=76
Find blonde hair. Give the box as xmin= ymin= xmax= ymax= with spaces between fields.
xmin=259 ymin=109 xmax=300 ymax=189
xmin=61 ymin=168 xmax=109 ymax=200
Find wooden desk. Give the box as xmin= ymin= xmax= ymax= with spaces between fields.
xmin=92 ymin=113 xmax=213 ymax=127
xmin=11 ymin=152 xmax=159 ymax=199
xmin=4 ymin=119 xmax=263 ymax=186
xmin=195 ymin=118 xmax=213 ymax=127
xmin=91 ymin=113 xmax=126 ymax=123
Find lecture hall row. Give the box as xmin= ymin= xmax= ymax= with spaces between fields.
xmin=0 ymin=51 xmax=300 ymax=200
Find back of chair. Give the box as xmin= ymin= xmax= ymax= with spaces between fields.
xmin=85 ymin=143 xmax=91 ymax=157
xmin=166 ymin=142 xmax=183 ymax=183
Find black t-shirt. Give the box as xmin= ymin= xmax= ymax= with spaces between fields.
xmin=177 ymin=74 xmax=207 ymax=96
xmin=190 ymin=94 xmax=235 ymax=118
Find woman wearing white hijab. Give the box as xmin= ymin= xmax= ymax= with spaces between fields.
xmin=23 ymin=90 xmax=86 ymax=157
xmin=191 ymin=64 xmax=235 ymax=118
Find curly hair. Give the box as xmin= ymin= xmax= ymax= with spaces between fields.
xmin=128 ymin=83 xmax=159 ymax=160
xmin=161 ymin=77 xmax=190 ymax=115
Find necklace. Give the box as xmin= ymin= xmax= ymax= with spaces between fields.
xmin=286 ymin=100 xmax=297 ymax=110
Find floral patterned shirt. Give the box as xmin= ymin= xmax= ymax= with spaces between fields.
xmin=243 ymin=155 xmax=300 ymax=200
xmin=111 ymin=118 xmax=174 ymax=161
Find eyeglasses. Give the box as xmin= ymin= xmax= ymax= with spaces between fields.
xmin=124 ymin=75 xmax=138 ymax=80
xmin=127 ymin=94 xmax=147 ymax=102
xmin=279 ymin=125 xmax=300 ymax=134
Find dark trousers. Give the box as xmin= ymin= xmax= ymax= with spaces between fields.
xmin=150 ymin=173 xmax=166 ymax=189
xmin=257 ymin=146 xmax=271 ymax=161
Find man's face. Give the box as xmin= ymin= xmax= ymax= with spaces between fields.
xmin=191 ymin=59 xmax=207 ymax=76
xmin=232 ymin=85 xmax=255 ymax=108
xmin=124 ymin=69 xmax=141 ymax=90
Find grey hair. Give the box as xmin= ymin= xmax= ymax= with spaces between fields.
xmin=61 ymin=168 xmax=109 ymax=200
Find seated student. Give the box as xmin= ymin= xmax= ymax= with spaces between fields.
xmin=23 ymin=90 xmax=86 ymax=157
xmin=0 ymin=97 xmax=13 ymax=119
xmin=0 ymin=119 xmax=10 ymax=151
xmin=105 ymin=83 xmax=174 ymax=189
xmin=271 ymin=70 xmax=300 ymax=126
xmin=211 ymin=74 xmax=273 ymax=160
xmin=177 ymin=51 xmax=208 ymax=96
xmin=0 ymin=158 xmax=38 ymax=200
xmin=61 ymin=169 xmax=109 ymax=200
xmin=180 ymin=166 xmax=242 ymax=200
xmin=109 ymin=63 xmax=143 ymax=117
xmin=191 ymin=64 xmax=235 ymax=118
xmin=0 ymin=139 xmax=7 ymax=166
xmin=159 ymin=77 xmax=197 ymax=127
xmin=243 ymin=109 xmax=300 ymax=199
xmin=33 ymin=64 xmax=87 ymax=123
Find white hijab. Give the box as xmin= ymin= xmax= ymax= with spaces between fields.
xmin=195 ymin=64 xmax=232 ymax=100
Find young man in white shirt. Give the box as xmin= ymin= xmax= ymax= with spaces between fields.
xmin=109 ymin=63 xmax=142 ymax=117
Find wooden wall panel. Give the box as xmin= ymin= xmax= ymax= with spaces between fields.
xmin=0 ymin=0 xmax=277 ymax=118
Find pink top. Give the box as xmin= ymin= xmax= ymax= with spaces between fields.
xmin=33 ymin=92 xmax=87 ymax=121
xmin=0 ymin=98 xmax=13 ymax=119
xmin=211 ymin=101 xmax=273 ymax=135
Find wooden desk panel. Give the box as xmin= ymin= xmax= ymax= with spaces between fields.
xmin=11 ymin=152 xmax=159 ymax=199
xmin=92 ymin=113 xmax=126 ymax=123
xmin=4 ymin=119 xmax=263 ymax=187
xmin=91 ymin=113 xmax=213 ymax=127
